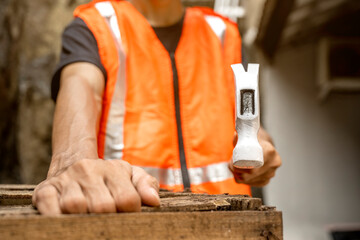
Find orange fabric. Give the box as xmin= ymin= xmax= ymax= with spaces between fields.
xmin=161 ymin=178 xmax=250 ymax=195
xmin=192 ymin=178 xmax=251 ymax=195
xmin=74 ymin=1 xmax=251 ymax=195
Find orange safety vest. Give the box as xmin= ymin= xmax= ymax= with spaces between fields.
xmin=74 ymin=0 xmax=251 ymax=195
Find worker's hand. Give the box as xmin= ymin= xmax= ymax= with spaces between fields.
xmin=32 ymin=159 xmax=160 ymax=215
xmin=229 ymin=129 xmax=282 ymax=187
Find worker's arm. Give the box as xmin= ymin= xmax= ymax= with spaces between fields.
xmin=33 ymin=62 xmax=160 ymax=215
xmin=230 ymin=127 xmax=282 ymax=187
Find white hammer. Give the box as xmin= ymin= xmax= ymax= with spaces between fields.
xmin=231 ymin=63 xmax=264 ymax=169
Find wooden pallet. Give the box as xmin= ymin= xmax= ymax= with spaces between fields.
xmin=0 ymin=184 xmax=282 ymax=239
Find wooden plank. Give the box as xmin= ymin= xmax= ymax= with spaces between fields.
xmin=0 ymin=204 xmax=276 ymax=217
xmin=0 ymin=189 xmax=33 ymax=205
xmin=0 ymin=185 xmax=263 ymax=211
xmin=0 ymin=184 xmax=36 ymax=190
xmin=143 ymin=194 xmax=262 ymax=212
xmin=0 ymin=205 xmax=38 ymax=216
xmin=0 ymin=211 xmax=282 ymax=240
xmin=0 ymin=185 xmax=283 ymax=239
xmin=0 ymin=185 xmax=35 ymax=205
xmin=0 ymin=192 xmax=263 ymax=213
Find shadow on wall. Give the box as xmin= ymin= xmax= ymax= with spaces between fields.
xmin=0 ymin=0 xmax=89 ymax=184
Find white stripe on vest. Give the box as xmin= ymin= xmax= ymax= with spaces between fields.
xmin=95 ymin=1 xmax=127 ymax=160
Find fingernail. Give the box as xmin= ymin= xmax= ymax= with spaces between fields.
xmin=150 ymin=188 xmax=160 ymax=202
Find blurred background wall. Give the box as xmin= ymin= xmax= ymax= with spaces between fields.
xmin=0 ymin=0 xmax=88 ymax=184
xmin=248 ymin=0 xmax=360 ymax=239
xmin=262 ymin=42 xmax=360 ymax=240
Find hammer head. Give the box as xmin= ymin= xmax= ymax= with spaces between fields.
xmin=231 ymin=63 xmax=263 ymax=169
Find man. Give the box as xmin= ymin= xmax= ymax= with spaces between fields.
xmin=33 ymin=0 xmax=281 ymax=215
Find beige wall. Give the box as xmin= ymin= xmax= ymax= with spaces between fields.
xmin=261 ymin=42 xmax=360 ymax=239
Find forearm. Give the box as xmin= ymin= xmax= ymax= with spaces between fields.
xmin=48 ymin=63 xmax=104 ymax=177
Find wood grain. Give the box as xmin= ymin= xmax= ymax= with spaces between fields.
xmin=0 ymin=185 xmax=35 ymax=205
xmin=0 ymin=185 xmax=283 ymax=239
xmin=0 ymin=211 xmax=282 ymax=240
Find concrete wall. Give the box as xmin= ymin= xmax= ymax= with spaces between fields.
xmin=261 ymin=42 xmax=360 ymax=240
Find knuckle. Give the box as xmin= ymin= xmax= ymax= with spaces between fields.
xmin=36 ymin=186 xmax=57 ymax=200
xmin=133 ymin=165 xmax=146 ymax=175
xmin=118 ymin=160 xmax=132 ymax=169
xmin=265 ymin=143 xmax=276 ymax=156
xmin=110 ymin=160 xmax=132 ymax=174
xmin=131 ymin=166 xmax=149 ymax=186
xmin=270 ymin=156 xmax=282 ymax=169
xmin=145 ymin=174 xmax=159 ymax=189
xmin=275 ymin=156 xmax=282 ymax=167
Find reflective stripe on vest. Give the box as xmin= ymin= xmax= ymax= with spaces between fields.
xmin=95 ymin=1 xmax=126 ymax=160
xmin=142 ymin=161 xmax=232 ymax=186
xmin=204 ymin=15 xmax=226 ymax=47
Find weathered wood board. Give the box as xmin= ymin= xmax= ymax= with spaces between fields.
xmin=0 ymin=184 xmax=283 ymax=240
xmin=0 ymin=184 xmax=34 ymax=205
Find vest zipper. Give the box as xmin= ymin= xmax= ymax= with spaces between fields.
xmin=169 ymin=52 xmax=191 ymax=190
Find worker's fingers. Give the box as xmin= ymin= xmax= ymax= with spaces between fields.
xmin=33 ymin=159 xmax=155 ymax=215
xmin=104 ymin=160 xmax=142 ymax=212
xmin=228 ymin=161 xmax=253 ymax=183
xmin=238 ymin=165 xmax=267 ymax=183
xmin=241 ymin=168 xmax=276 ymax=186
xmin=32 ymin=180 xmax=44 ymax=205
xmin=232 ymin=166 xmax=253 ymax=174
xmin=33 ymin=184 xmax=61 ymax=216
xmin=230 ymin=139 xmax=281 ymax=187
xmin=81 ymin=179 xmax=117 ymax=213
xmin=62 ymin=159 xmax=116 ymax=213
xmin=59 ymin=181 xmax=88 ymax=214
xmin=131 ymin=166 xmax=160 ymax=207
xmin=260 ymin=140 xmax=282 ymax=169
xmin=233 ymin=173 xmax=244 ymax=183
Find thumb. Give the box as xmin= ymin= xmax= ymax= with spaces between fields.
xmin=131 ymin=166 xmax=160 ymax=207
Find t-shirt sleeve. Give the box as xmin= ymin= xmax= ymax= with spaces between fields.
xmin=51 ymin=17 xmax=107 ymax=102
